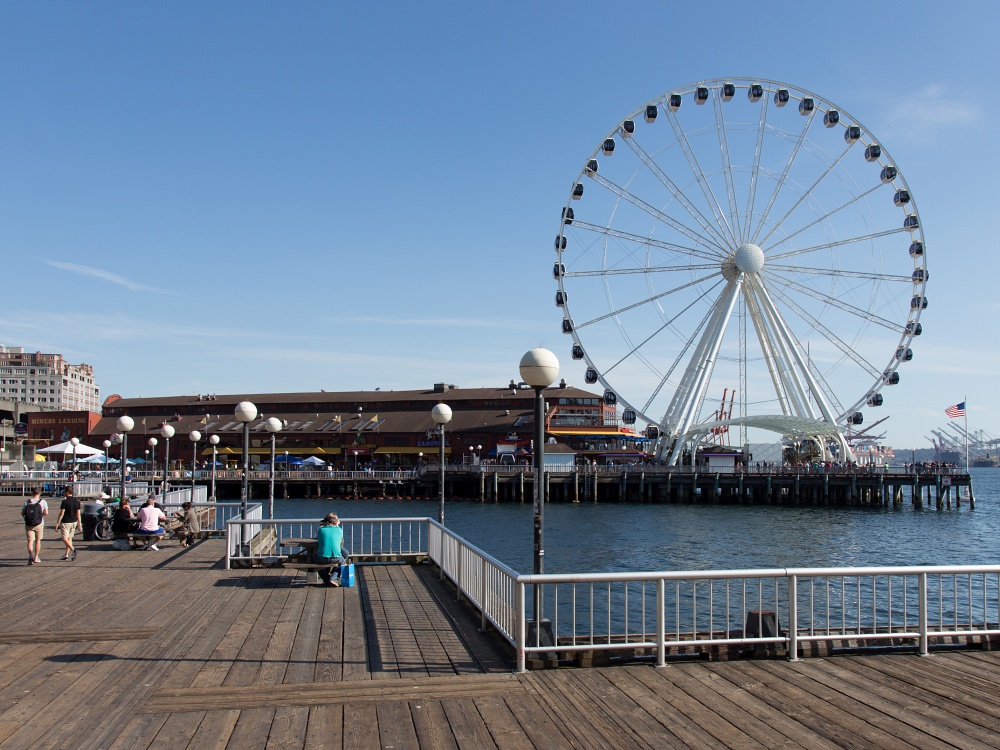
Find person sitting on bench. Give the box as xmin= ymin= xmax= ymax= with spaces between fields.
xmin=135 ymin=496 xmax=166 ymax=551
xmin=314 ymin=513 xmax=347 ymax=586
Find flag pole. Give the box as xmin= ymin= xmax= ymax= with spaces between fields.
xmin=965 ymin=396 xmax=969 ymax=470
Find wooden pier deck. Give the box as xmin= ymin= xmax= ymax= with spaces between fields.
xmin=3 ymin=498 xmax=1000 ymax=749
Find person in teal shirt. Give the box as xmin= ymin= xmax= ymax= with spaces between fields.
xmin=314 ymin=513 xmax=346 ymax=586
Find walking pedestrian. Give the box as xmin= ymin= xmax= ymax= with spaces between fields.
xmin=54 ymin=486 xmax=81 ymax=561
xmin=22 ymin=488 xmax=48 ymax=565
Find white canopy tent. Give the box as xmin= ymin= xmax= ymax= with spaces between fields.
xmin=36 ymin=441 xmax=105 ymax=456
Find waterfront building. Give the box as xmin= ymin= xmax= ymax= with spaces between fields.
xmin=0 ymin=345 xmax=101 ymax=411
xmin=94 ymin=382 xmax=642 ymax=468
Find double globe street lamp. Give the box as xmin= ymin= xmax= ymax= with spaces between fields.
xmin=431 ymin=403 xmax=452 ymax=524
xmin=70 ymin=437 xmax=79 ymax=481
xmin=102 ymin=439 xmax=112 ymax=489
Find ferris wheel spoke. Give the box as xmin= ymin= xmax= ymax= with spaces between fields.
xmin=572 ymin=220 xmax=722 ymax=263
xmin=766 ymin=264 xmax=913 ymax=284
xmin=763 ymin=182 xmax=886 ymax=254
xmin=665 ymin=108 xmax=739 ymax=246
xmin=766 ymin=227 xmax=909 ymax=262
xmin=749 ymin=108 xmax=818 ymax=245
xmin=566 ymin=263 xmax=718 ymax=279
xmin=755 ymin=143 xmax=853 ymax=247
xmin=620 ymin=135 xmax=732 ymax=250
xmin=641 ymin=298 xmax=723 ymax=415
xmin=765 ymin=283 xmax=884 ymax=379
xmin=574 ymin=273 xmax=719 ymax=328
xmin=765 ymin=272 xmax=901 ymax=331
xmin=742 ymin=93 xmax=770 ymax=241
xmin=588 ymin=174 xmax=730 ymax=257
xmin=712 ymin=93 xmax=742 ymax=245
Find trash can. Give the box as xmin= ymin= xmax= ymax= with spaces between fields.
xmin=81 ymin=501 xmax=105 ymax=541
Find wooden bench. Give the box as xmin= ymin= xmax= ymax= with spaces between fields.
xmin=281 ymin=561 xmax=341 ymax=585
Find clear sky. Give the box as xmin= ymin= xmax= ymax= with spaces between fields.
xmin=1 ymin=1 xmax=997 ymax=450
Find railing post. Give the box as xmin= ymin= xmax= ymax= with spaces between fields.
xmin=919 ymin=572 xmax=929 ymax=656
xmin=456 ymin=543 xmax=463 ymax=602
xmin=788 ymin=574 xmax=800 ymax=661
xmin=225 ymin=521 xmax=232 ymax=570
xmin=480 ymin=556 xmax=487 ymax=632
xmin=656 ymin=577 xmax=666 ymax=668
xmin=516 ymin=581 xmax=526 ymax=673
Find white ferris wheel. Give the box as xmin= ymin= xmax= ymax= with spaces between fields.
xmin=553 ymin=78 xmax=928 ymax=465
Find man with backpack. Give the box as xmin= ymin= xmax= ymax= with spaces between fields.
xmin=22 ymin=488 xmax=48 ymax=565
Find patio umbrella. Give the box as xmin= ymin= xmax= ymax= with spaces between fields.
xmin=302 ymin=456 xmax=326 ymax=466
xmin=273 ymin=455 xmax=303 ymax=465
xmin=37 ymin=440 xmax=104 ymax=456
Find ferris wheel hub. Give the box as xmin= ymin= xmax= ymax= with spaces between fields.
xmin=735 ymin=243 xmax=765 ymax=274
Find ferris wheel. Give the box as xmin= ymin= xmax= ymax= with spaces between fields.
xmin=553 ymin=78 xmax=927 ymax=464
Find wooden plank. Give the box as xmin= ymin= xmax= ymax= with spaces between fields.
xmin=223 ymin=707 xmax=275 ymax=750
xmin=265 ymin=707 xmax=309 ymax=750
xmin=376 ymin=700 xmax=420 ymax=750
xmin=342 ymin=704 xmax=381 ymax=750
xmin=439 ymin=697 xmax=501 ymax=749
xmin=409 ymin=700 xmax=458 ymax=750
xmin=304 ymin=705 xmax=342 ymax=750
xmin=182 ymin=709 xmax=241 ymax=750
xmin=314 ymin=587 xmax=345 ymax=683
xmin=0 ymin=628 xmax=159 ymax=644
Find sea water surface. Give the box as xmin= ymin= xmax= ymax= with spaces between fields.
xmin=274 ymin=468 xmax=1000 ymax=575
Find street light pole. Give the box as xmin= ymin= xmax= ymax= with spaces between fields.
xmin=161 ymin=425 xmax=175 ymax=495
xmin=189 ymin=431 xmax=201 ymax=500
xmin=102 ymin=439 xmax=112 ymax=491
xmin=70 ymin=437 xmax=79 ymax=484
xmin=116 ymin=416 xmax=135 ymax=503
xmin=234 ymin=402 xmax=257 ymax=548
xmin=431 ymin=404 xmax=452 ymax=524
xmin=209 ymin=435 xmax=220 ymax=500
xmin=264 ymin=417 xmax=282 ymax=519
xmin=519 ymin=348 xmax=560 ymax=626
xmin=148 ymin=438 xmax=158 ymax=494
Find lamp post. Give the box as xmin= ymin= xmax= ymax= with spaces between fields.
xmin=431 ymin=403 xmax=452 ymax=524
xmin=70 ymin=437 xmax=79 ymax=482
xmin=102 ymin=439 xmax=112 ymax=491
xmin=519 ymin=347 xmax=559 ymax=624
xmin=209 ymin=435 xmax=219 ymax=500
xmin=264 ymin=417 xmax=282 ymax=519
xmin=160 ymin=425 xmax=175 ymax=495
xmin=116 ymin=416 xmax=135 ymax=502
xmin=148 ymin=437 xmax=158 ymax=494
xmin=234 ymin=402 xmax=257 ymax=546
xmin=189 ymin=430 xmax=201 ymax=500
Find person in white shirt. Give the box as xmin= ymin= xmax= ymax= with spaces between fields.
xmin=135 ymin=496 xmax=166 ymax=551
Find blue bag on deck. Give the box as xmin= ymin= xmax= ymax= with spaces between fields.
xmin=339 ymin=563 xmax=355 ymax=587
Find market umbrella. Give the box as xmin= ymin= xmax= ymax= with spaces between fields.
xmin=37 ymin=440 xmax=104 ymax=456
xmin=302 ymin=456 xmax=326 ymax=466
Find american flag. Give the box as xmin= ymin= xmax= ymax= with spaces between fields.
xmin=945 ymin=402 xmax=966 ymax=418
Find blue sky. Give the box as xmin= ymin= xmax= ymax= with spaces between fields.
xmin=1 ymin=1 xmax=997 ymax=450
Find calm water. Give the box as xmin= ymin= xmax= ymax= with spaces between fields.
xmin=274 ymin=468 xmax=1000 ymax=574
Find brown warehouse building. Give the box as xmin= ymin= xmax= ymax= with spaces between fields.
xmin=87 ymin=381 xmax=642 ymax=469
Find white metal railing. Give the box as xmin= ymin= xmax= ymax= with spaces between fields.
xmin=224 ymin=516 xmax=429 ymax=569
xmin=216 ymin=514 xmax=1000 ymax=672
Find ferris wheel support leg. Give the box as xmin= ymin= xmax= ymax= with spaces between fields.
xmin=666 ymin=279 xmax=743 ymax=466
xmin=757 ymin=283 xmax=842 ymax=428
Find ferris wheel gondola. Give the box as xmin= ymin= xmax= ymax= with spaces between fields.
xmin=553 ymin=78 xmax=927 ymax=464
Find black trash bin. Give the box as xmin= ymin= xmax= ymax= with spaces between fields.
xmin=81 ymin=502 xmax=104 ymax=541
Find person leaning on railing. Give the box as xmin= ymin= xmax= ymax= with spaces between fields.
xmin=313 ymin=513 xmax=348 ymax=586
